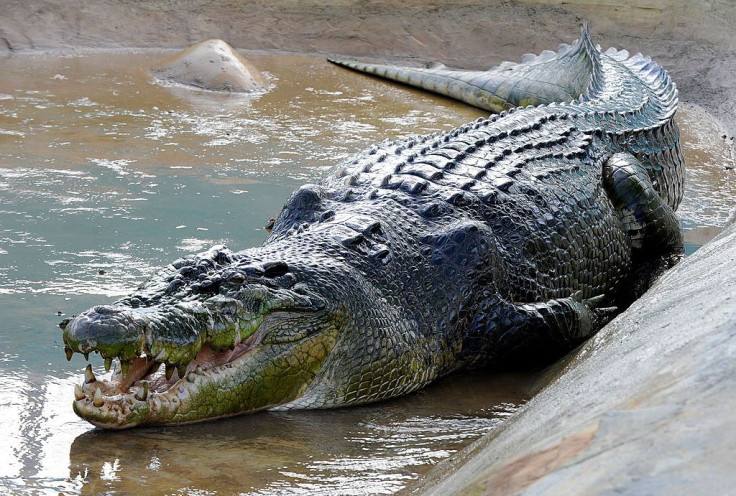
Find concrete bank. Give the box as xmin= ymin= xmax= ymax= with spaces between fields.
xmin=408 ymin=220 xmax=736 ymax=495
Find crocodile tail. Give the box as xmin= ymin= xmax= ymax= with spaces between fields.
xmin=328 ymin=25 xmax=603 ymax=113
xmin=602 ymin=41 xmax=683 ymax=209
xmin=618 ymin=51 xmax=679 ymax=122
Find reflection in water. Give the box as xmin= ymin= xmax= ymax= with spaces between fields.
xmin=0 ymin=369 xmax=89 ymax=494
xmin=0 ymin=50 xmax=733 ymax=495
xmin=66 ymin=371 xmax=528 ymax=495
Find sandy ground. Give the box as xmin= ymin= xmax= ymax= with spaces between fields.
xmin=1 ymin=0 xmax=736 ymax=154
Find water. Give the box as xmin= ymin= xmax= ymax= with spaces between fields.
xmin=0 ymin=50 xmax=733 ymax=495
xmin=676 ymin=103 xmax=736 ymax=252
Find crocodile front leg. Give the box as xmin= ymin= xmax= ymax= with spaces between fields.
xmin=463 ymin=294 xmax=616 ymax=368
xmin=603 ymin=152 xmax=684 ymax=298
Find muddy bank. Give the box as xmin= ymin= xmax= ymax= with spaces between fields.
xmin=2 ymin=1 xmax=736 ymax=147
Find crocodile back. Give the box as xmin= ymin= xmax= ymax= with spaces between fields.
xmin=329 ymin=26 xmax=684 ymax=210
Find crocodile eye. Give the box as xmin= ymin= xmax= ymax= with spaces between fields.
xmin=262 ymin=261 xmax=289 ymax=278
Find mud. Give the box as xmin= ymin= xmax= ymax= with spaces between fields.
xmin=2 ymin=1 xmax=736 ymax=149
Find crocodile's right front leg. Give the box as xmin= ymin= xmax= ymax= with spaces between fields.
xmin=603 ymin=152 xmax=684 ymax=298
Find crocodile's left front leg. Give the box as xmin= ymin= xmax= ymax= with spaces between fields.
xmin=462 ymin=293 xmax=616 ymax=368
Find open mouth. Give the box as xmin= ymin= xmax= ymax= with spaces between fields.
xmin=87 ymin=333 xmax=261 ymax=397
xmin=63 ymin=280 xmax=331 ymax=428
xmin=70 ymin=321 xmax=269 ymax=428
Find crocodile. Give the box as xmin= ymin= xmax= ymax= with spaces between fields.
xmin=61 ymin=27 xmax=684 ymax=429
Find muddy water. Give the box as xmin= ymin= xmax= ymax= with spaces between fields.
xmin=676 ymin=103 xmax=736 ymax=249
xmin=0 ymin=51 xmax=733 ymax=495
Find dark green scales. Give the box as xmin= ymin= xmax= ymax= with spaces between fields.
xmin=61 ymin=27 xmax=684 ymax=428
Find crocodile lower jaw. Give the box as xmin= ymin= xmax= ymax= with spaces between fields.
xmin=72 ymin=335 xmax=262 ymax=429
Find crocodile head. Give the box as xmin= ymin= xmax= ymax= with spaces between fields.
xmin=61 ymin=245 xmax=352 ymax=429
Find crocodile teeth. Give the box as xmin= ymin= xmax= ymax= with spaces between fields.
xmin=93 ymin=387 xmax=104 ymax=407
xmin=65 ymin=347 xmax=74 ymax=361
xmin=104 ymin=357 xmax=112 ymax=372
xmin=135 ymin=382 xmax=149 ymax=401
xmin=74 ymin=384 xmax=85 ymax=401
xmin=84 ymin=364 xmax=96 ymax=384
xmin=186 ymin=371 xmax=196 ymax=383
xmin=177 ymin=364 xmax=187 ymax=379
xmin=83 ymin=352 xmax=90 ymax=361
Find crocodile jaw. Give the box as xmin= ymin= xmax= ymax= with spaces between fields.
xmin=71 ymin=322 xmax=338 ymax=429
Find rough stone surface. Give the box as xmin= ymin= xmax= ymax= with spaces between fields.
xmin=408 ymin=220 xmax=736 ymax=495
xmin=151 ymin=39 xmax=266 ymax=93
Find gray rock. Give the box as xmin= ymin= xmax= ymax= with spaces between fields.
xmin=412 ymin=220 xmax=736 ymax=495
xmin=151 ymin=39 xmax=266 ymax=93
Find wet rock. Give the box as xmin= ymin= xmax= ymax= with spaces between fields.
xmin=151 ymin=39 xmax=266 ymax=93
xmin=413 ymin=220 xmax=736 ymax=495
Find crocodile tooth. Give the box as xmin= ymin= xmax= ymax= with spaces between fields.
xmin=135 ymin=382 xmax=149 ymax=401
xmin=165 ymin=364 xmax=175 ymax=381
xmin=120 ymin=360 xmax=130 ymax=377
xmin=177 ymin=364 xmax=187 ymax=379
xmin=83 ymin=352 xmax=89 ymax=361
xmin=186 ymin=371 xmax=196 ymax=383
xmin=93 ymin=387 xmax=104 ymax=407
xmin=65 ymin=347 xmax=74 ymax=361
xmin=195 ymin=365 xmax=204 ymax=375
xmin=74 ymin=384 xmax=85 ymax=401
xmin=104 ymin=357 xmax=112 ymax=372
xmin=84 ymin=364 xmax=96 ymax=384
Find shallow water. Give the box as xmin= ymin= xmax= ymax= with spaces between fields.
xmin=0 ymin=51 xmax=733 ymax=495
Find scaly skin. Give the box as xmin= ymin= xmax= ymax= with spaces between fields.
xmin=61 ymin=27 xmax=684 ymax=429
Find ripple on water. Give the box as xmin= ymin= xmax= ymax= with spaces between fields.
xmin=0 ymin=371 xmax=89 ymax=490
xmin=676 ymin=103 xmax=736 ymax=252
xmin=87 ymin=157 xmax=136 ymax=176
xmin=176 ymin=237 xmax=219 ymax=253
xmin=244 ymin=409 xmax=518 ymax=496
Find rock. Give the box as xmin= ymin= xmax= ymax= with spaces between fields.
xmin=412 ymin=220 xmax=736 ymax=495
xmin=151 ymin=39 xmax=266 ymax=93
